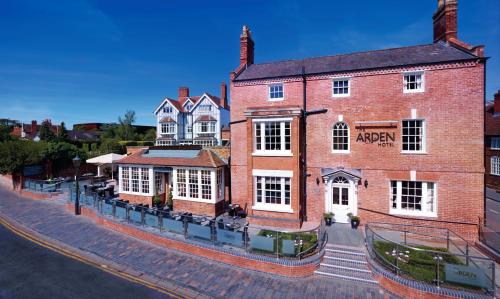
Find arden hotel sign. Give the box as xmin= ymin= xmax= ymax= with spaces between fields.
xmin=355 ymin=128 xmax=396 ymax=148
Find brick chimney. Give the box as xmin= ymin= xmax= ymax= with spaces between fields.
xmin=220 ymin=82 xmax=228 ymax=108
xmin=178 ymin=87 xmax=189 ymax=100
xmin=495 ymin=91 xmax=500 ymax=114
xmin=433 ymin=0 xmax=458 ymax=43
xmin=30 ymin=120 xmax=37 ymax=135
xmin=240 ymin=25 xmax=254 ymax=66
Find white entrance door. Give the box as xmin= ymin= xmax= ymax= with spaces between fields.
xmin=325 ymin=176 xmax=357 ymax=223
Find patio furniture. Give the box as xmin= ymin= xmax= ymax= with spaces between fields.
xmin=226 ymin=222 xmax=241 ymax=231
xmin=217 ymin=219 xmax=225 ymax=230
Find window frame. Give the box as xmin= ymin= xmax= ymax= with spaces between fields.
xmin=268 ymin=83 xmax=284 ymax=101
xmin=119 ymin=165 xmax=153 ymax=196
xmin=252 ymin=169 xmax=293 ymax=213
xmin=161 ymin=122 xmax=176 ymax=134
xmin=403 ymin=71 xmax=425 ymax=93
xmin=389 ymin=180 xmax=437 ymax=217
xmin=163 ymin=105 xmax=173 ymax=113
xmin=173 ymin=168 xmax=218 ymax=202
xmin=332 ymin=121 xmax=350 ymax=153
xmin=252 ymin=118 xmax=292 ymax=157
xmin=491 ymin=137 xmax=500 ymax=150
xmin=332 ymin=78 xmax=351 ymax=98
xmin=401 ymin=119 xmax=426 ymax=154
xmin=491 ymin=156 xmax=500 ymax=176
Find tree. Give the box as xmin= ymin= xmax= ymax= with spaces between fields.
xmin=0 ymin=140 xmax=45 ymax=189
xmin=56 ymin=121 xmax=68 ymax=142
xmin=39 ymin=120 xmax=55 ymax=141
xmin=40 ymin=142 xmax=86 ymax=177
xmin=99 ymin=138 xmax=124 ymax=154
xmin=143 ymin=128 xmax=156 ymax=142
xmin=0 ymin=124 xmax=14 ymax=142
xmin=116 ymin=110 xmax=136 ymax=140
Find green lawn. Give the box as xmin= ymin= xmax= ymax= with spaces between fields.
xmin=255 ymin=229 xmax=318 ymax=257
xmin=373 ymin=240 xmax=463 ymax=283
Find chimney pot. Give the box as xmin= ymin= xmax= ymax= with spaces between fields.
xmin=240 ymin=25 xmax=254 ymax=66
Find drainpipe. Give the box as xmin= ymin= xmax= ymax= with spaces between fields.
xmin=302 ymin=66 xmax=308 ymax=223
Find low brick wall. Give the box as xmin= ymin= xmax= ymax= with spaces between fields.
xmin=68 ymin=204 xmax=320 ymax=277
xmin=374 ymin=273 xmax=456 ymax=299
xmin=18 ymin=189 xmax=53 ymax=200
xmin=119 ymin=193 xmax=152 ymax=205
xmin=173 ymin=198 xmax=225 ymax=217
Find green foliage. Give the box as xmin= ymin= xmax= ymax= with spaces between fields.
xmin=152 ymin=193 xmax=163 ymax=207
xmin=256 ymin=229 xmax=318 ymax=256
xmin=82 ymin=143 xmax=90 ymax=152
xmin=143 ymin=128 xmax=156 ymax=141
xmin=99 ymin=139 xmax=124 ymax=154
xmin=90 ymin=143 xmax=98 ymax=152
xmin=323 ymin=212 xmax=333 ymax=219
xmin=0 ymin=140 xmax=45 ymax=175
xmin=40 ymin=142 xmax=85 ymax=161
xmin=56 ymin=122 xmax=68 ymax=142
xmin=39 ymin=120 xmax=55 ymax=141
xmin=0 ymin=124 xmax=14 ymax=142
xmin=167 ymin=189 xmax=173 ymax=210
xmin=117 ymin=110 xmax=136 ymax=140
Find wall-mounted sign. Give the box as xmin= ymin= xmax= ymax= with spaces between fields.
xmin=355 ymin=129 xmax=395 ymax=148
xmin=445 ymin=263 xmax=490 ymax=289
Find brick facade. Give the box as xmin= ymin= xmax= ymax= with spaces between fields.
xmin=485 ymin=91 xmax=500 ymax=191
xmin=229 ymin=1 xmax=485 ymax=241
xmin=173 ymin=198 xmax=226 ymax=217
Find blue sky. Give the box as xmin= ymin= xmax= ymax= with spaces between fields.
xmin=0 ymin=0 xmax=498 ymax=127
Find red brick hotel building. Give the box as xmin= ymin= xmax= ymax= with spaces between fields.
xmin=229 ymin=0 xmax=486 ymax=240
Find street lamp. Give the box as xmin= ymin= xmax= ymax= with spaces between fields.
xmin=72 ymin=155 xmax=81 ymax=215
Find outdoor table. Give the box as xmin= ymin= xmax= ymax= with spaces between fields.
xmin=226 ymin=222 xmax=241 ymax=230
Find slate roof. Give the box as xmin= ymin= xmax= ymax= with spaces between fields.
xmin=118 ymin=147 xmax=226 ymax=168
xmin=234 ymin=42 xmax=478 ymax=81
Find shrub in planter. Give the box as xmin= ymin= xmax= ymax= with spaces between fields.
xmin=350 ymin=215 xmax=360 ymax=229
xmin=152 ymin=193 xmax=162 ymax=208
xmin=323 ymin=212 xmax=334 ymax=226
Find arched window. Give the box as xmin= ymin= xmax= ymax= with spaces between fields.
xmin=332 ymin=122 xmax=349 ymax=152
xmin=333 ymin=176 xmax=349 ymax=184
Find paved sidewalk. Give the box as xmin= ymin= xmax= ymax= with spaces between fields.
xmin=0 ymin=187 xmax=394 ymax=299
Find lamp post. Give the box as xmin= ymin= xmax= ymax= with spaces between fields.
xmin=73 ymin=155 xmax=81 ymax=215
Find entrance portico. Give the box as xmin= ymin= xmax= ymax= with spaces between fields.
xmin=322 ymin=168 xmax=361 ymax=223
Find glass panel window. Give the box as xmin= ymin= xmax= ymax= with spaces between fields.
xmin=141 ymin=168 xmax=150 ymax=194
xmin=332 ymin=122 xmax=349 ymax=152
xmin=254 ymin=176 xmax=291 ymax=210
xmin=177 ymin=169 xmax=186 ymax=197
xmin=201 ymin=170 xmax=211 ymax=200
xmin=390 ymin=180 xmax=436 ymax=216
xmin=254 ymin=120 xmax=291 ymax=154
xmin=269 ymin=84 xmax=284 ymax=100
xmin=163 ymin=105 xmax=173 ymax=113
xmin=402 ymin=120 xmax=425 ymax=153
xmin=155 ymin=172 xmax=163 ymax=194
xmin=131 ymin=167 xmax=140 ymax=193
xmin=332 ymin=79 xmax=350 ymax=96
xmin=491 ymin=137 xmax=500 ymax=150
xmin=216 ymin=168 xmax=223 ymax=199
xmin=199 ymin=122 xmax=215 ymax=133
xmin=161 ymin=123 xmax=175 ymax=134
xmin=403 ymin=72 xmax=424 ymax=92
xmin=491 ymin=156 xmax=500 ymax=176
xmin=189 ymin=170 xmax=199 ymax=199
xmin=122 ymin=167 xmax=129 ymax=192
xmin=199 ymin=104 xmax=212 ymax=112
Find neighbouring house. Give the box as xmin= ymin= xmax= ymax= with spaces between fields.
xmin=116 ymin=146 xmax=229 ymax=217
xmin=153 ymin=84 xmax=230 ymax=147
xmin=71 ymin=123 xmax=155 ymax=142
xmin=11 ymin=119 xmax=60 ymax=141
xmin=485 ymin=91 xmax=500 ymax=191
xmin=229 ymin=0 xmax=485 ymax=241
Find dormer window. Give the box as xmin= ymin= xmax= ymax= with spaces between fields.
xmin=199 ymin=104 xmax=212 ymax=112
xmin=164 ymin=106 xmax=173 ymax=113
xmin=403 ymin=71 xmax=425 ymax=93
xmin=185 ymin=103 xmax=193 ymax=111
xmin=269 ymin=84 xmax=284 ymax=101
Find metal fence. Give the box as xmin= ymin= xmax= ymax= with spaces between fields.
xmin=365 ymin=222 xmax=496 ymax=295
xmin=69 ymin=188 xmax=326 ymax=261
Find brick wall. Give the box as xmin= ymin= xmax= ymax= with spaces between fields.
xmin=120 ymin=193 xmax=152 ymax=206
xmin=485 ymin=97 xmax=500 ymax=191
xmin=231 ymin=61 xmax=485 ymax=240
xmin=173 ymin=198 xmax=226 ymax=217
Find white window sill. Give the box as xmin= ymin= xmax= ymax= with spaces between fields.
xmin=332 ymin=94 xmax=350 ymax=98
xmin=403 ymin=89 xmax=425 ymax=94
xmin=389 ymin=209 xmax=437 ymax=218
xmin=490 ymin=173 xmax=500 ymax=176
xmin=252 ymin=205 xmax=294 ymax=213
xmin=401 ymin=151 xmax=427 ymax=155
xmin=268 ymin=98 xmax=284 ymax=102
xmin=252 ymin=151 xmax=293 ymax=157
xmin=332 ymin=150 xmax=350 ymax=154
xmin=120 ymin=191 xmax=152 ymax=196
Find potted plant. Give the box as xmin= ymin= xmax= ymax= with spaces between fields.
xmin=152 ymin=193 xmax=162 ymax=208
xmin=347 ymin=213 xmax=360 ymax=229
xmin=323 ymin=212 xmax=334 ymax=226
xmin=166 ymin=190 xmax=173 ymax=210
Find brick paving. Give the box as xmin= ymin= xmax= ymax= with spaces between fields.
xmin=0 ymin=187 xmax=397 ymax=299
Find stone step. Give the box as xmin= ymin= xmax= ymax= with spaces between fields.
xmin=320 ymin=258 xmax=371 ymax=272
xmin=314 ymin=267 xmax=378 ymax=285
xmin=325 ymin=247 xmax=366 ymax=257
xmin=324 ymin=251 xmax=367 ymax=263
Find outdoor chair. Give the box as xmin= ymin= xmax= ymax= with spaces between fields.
xmin=217 ymin=219 xmax=225 ymax=230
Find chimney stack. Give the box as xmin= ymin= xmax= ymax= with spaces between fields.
xmin=240 ymin=25 xmax=254 ymax=66
xmin=220 ymin=82 xmax=228 ymax=108
xmin=178 ymin=87 xmax=189 ymax=100
xmin=433 ymin=0 xmax=458 ymax=43
xmin=495 ymin=91 xmax=500 ymax=114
